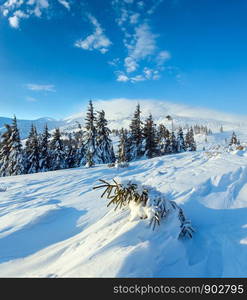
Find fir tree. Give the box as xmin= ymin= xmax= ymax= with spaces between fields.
xmin=143 ymin=114 xmax=158 ymax=158
xmin=50 ymin=128 xmax=66 ymax=170
xmin=96 ymin=110 xmax=115 ymax=164
xmin=39 ymin=124 xmax=51 ymax=172
xmin=117 ymin=128 xmax=129 ymax=163
xmin=157 ymin=124 xmax=167 ymax=142
xmin=74 ymin=123 xmax=85 ymax=166
xmin=84 ymin=100 xmax=97 ymax=167
xmin=0 ymin=124 xmax=12 ymax=176
xmin=229 ymin=131 xmax=238 ymax=146
xmin=170 ymin=131 xmax=178 ymax=153
xmin=8 ymin=116 xmax=24 ymax=176
xmin=185 ymin=127 xmax=197 ymax=151
xmin=129 ymin=104 xmax=143 ymax=159
xmin=65 ymin=133 xmax=76 ymax=169
xmin=164 ymin=134 xmax=172 ymax=154
xmin=157 ymin=124 xmax=168 ymax=155
xmin=25 ymin=124 xmax=40 ymax=174
xmin=177 ymin=127 xmax=186 ymax=152
xmin=85 ymin=152 xmax=94 ymax=168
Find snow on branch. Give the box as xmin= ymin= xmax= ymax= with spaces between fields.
xmin=93 ymin=178 xmax=194 ymax=239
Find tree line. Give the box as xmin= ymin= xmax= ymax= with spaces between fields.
xmin=0 ymin=101 xmax=196 ymax=177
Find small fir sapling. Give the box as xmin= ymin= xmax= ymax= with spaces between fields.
xmin=93 ymin=178 xmax=194 ymax=239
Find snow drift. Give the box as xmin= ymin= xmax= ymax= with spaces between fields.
xmin=1 ymin=147 xmax=247 ymax=277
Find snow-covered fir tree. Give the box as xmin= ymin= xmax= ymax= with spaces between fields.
xmin=39 ymin=124 xmax=51 ymax=172
xmin=229 ymin=131 xmax=238 ymax=146
xmin=73 ymin=123 xmax=85 ymax=167
xmin=157 ymin=124 xmax=169 ymax=142
xmin=170 ymin=131 xmax=178 ymax=153
xmin=0 ymin=104 xmax=200 ymax=177
xmin=129 ymin=104 xmax=143 ymax=159
xmin=143 ymin=114 xmax=158 ymax=158
xmin=84 ymin=100 xmax=98 ymax=167
xmin=157 ymin=125 xmax=170 ymax=155
xmin=50 ymin=128 xmax=66 ymax=170
xmin=117 ymin=128 xmax=129 ymax=164
xmin=177 ymin=127 xmax=186 ymax=152
xmin=0 ymin=124 xmax=12 ymax=176
xmin=65 ymin=133 xmax=76 ymax=169
xmin=185 ymin=127 xmax=197 ymax=151
xmin=164 ymin=134 xmax=172 ymax=154
xmin=8 ymin=116 xmax=24 ymax=176
xmin=25 ymin=124 xmax=40 ymax=174
xmin=193 ymin=124 xmax=212 ymax=135
xmin=96 ymin=110 xmax=115 ymax=164
xmin=74 ymin=122 xmax=84 ymax=146
xmin=157 ymin=124 xmax=166 ymax=155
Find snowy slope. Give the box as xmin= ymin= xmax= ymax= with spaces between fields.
xmin=1 ymin=148 xmax=247 ymax=277
xmin=2 ymin=99 xmax=246 ymax=142
xmin=61 ymin=98 xmax=247 ymax=154
xmin=62 ymin=98 xmax=247 ymax=134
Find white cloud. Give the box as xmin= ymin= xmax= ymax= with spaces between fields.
xmin=27 ymin=0 xmax=49 ymax=8
xmin=57 ymin=0 xmax=70 ymax=10
xmin=147 ymin=0 xmax=164 ymax=15
xmin=3 ymin=9 xmax=9 ymax=16
xmin=116 ymin=72 xmax=129 ymax=82
xmin=116 ymin=67 xmax=161 ymax=83
xmin=111 ymin=0 xmax=164 ymax=82
xmin=117 ymin=22 xmax=158 ymax=79
xmin=108 ymin=58 xmax=120 ymax=67
xmin=124 ymin=56 xmax=138 ymax=73
xmin=4 ymin=0 xmax=23 ymax=8
xmin=26 ymin=83 xmax=56 ymax=92
xmin=28 ymin=0 xmax=49 ymax=17
xmin=8 ymin=15 xmax=19 ymax=27
xmin=111 ymin=0 xmax=172 ymax=84
xmin=143 ymin=67 xmax=160 ymax=80
xmin=156 ymin=50 xmax=171 ymax=65
xmin=116 ymin=7 xmax=128 ymax=26
xmin=14 ymin=9 xmax=28 ymax=18
xmin=26 ymin=96 xmax=38 ymax=102
xmin=75 ymin=14 xmax=112 ymax=54
xmin=130 ymin=74 xmax=145 ymax=82
xmin=131 ymin=23 xmax=157 ymax=60
xmin=1 ymin=0 xmax=70 ymax=28
xmin=2 ymin=0 xmax=51 ymax=27
xmin=129 ymin=12 xmax=139 ymax=24
xmin=8 ymin=9 xmax=28 ymax=28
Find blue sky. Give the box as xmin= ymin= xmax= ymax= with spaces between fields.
xmin=0 ymin=0 xmax=247 ymax=120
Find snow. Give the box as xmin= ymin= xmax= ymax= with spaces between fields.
xmin=1 ymin=98 xmax=247 ymax=277
xmin=1 ymin=142 xmax=247 ymax=277
xmin=4 ymin=98 xmax=247 ymax=141
xmin=62 ymin=98 xmax=247 ymax=133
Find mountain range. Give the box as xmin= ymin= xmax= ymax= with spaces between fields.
xmin=2 ymin=99 xmax=246 ymax=138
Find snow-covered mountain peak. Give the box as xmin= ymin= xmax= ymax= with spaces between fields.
xmin=63 ymin=98 xmax=247 ymax=133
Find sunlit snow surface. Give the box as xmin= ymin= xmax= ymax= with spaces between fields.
xmin=1 ymin=135 xmax=247 ymax=277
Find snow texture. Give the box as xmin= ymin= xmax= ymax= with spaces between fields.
xmin=1 ymin=99 xmax=247 ymax=277
xmin=1 ymin=143 xmax=247 ymax=277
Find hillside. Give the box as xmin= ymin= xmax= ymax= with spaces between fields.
xmin=2 ymin=99 xmax=246 ymax=141
xmin=62 ymin=99 xmax=247 ymax=134
xmin=0 ymin=117 xmax=66 ymax=139
xmin=1 ymin=147 xmax=247 ymax=277
xmin=1 ymin=99 xmax=247 ymax=277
